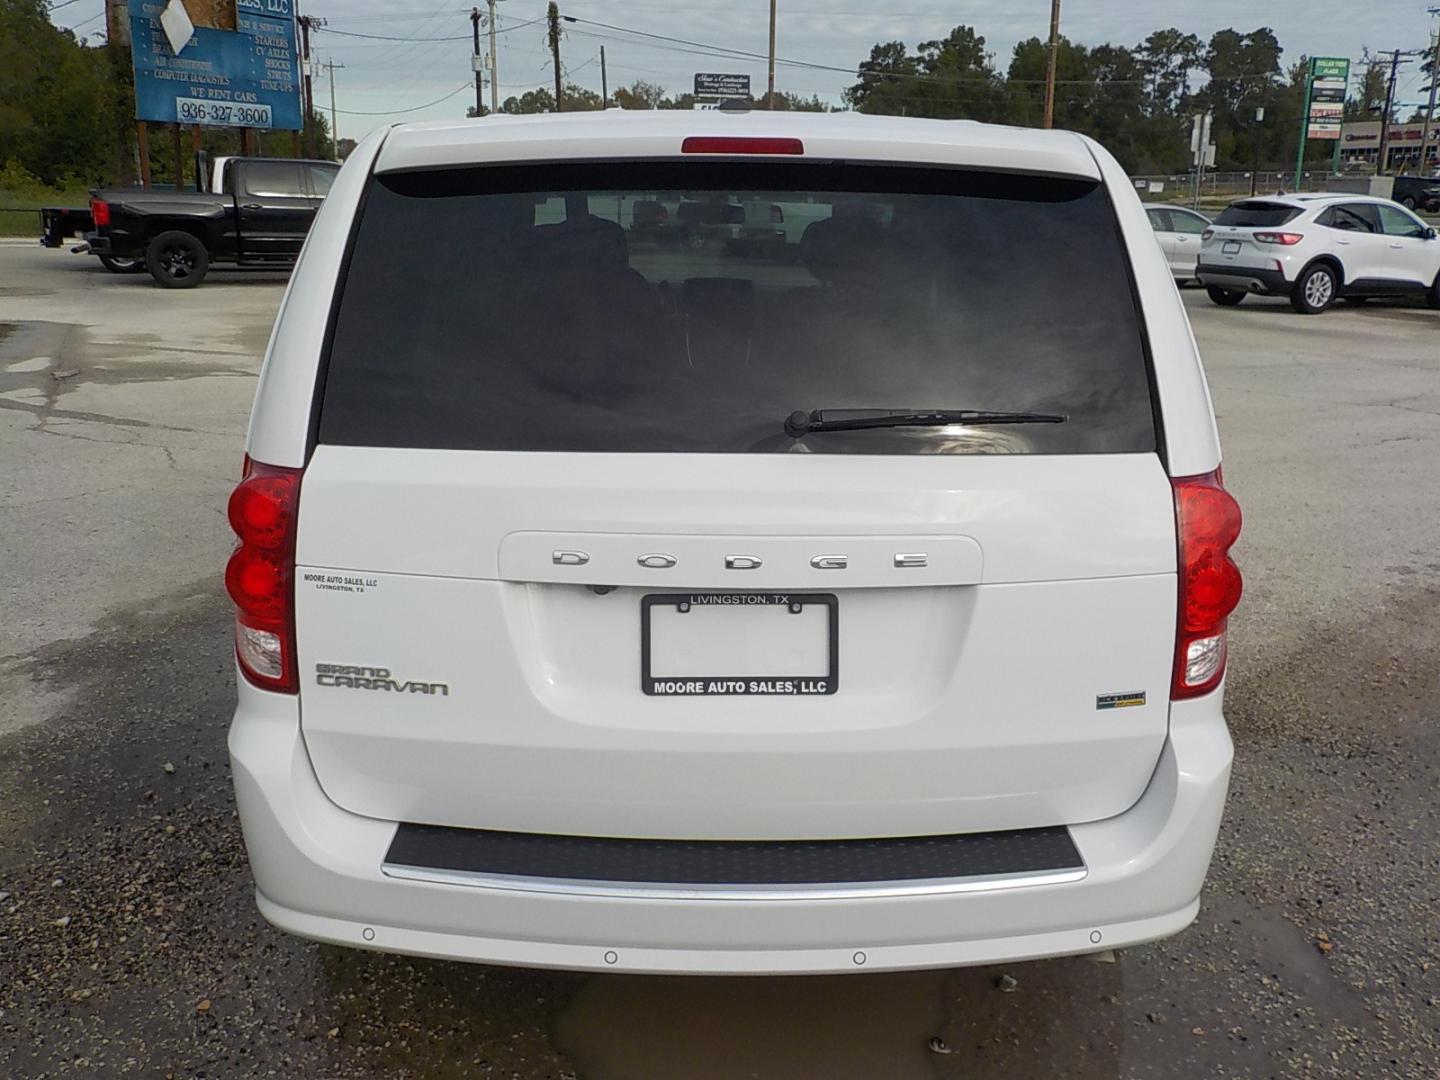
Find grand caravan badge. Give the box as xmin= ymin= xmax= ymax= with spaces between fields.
xmin=315 ymin=663 xmax=449 ymax=696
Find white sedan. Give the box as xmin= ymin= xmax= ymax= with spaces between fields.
xmin=1146 ymin=204 xmax=1211 ymax=282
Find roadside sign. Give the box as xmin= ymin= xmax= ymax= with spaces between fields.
xmin=694 ymin=73 xmax=751 ymax=100
xmin=1304 ymin=57 xmax=1350 ymax=141
xmin=1296 ymin=56 xmax=1350 ymax=183
xmin=128 ymin=0 xmax=303 ymax=130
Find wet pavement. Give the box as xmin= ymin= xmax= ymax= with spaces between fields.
xmin=1 ymin=246 xmax=1437 ymax=1078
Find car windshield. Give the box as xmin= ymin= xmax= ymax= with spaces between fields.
xmin=1215 ymin=201 xmax=1303 ymax=227
xmin=319 ymin=162 xmax=1156 ymax=455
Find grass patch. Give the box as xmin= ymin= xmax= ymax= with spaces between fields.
xmin=0 ymin=185 xmax=91 ymax=237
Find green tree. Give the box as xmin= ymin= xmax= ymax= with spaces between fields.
xmin=1135 ymin=29 xmax=1202 ymax=116
xmin=1190 ymin=29 xmax=1286 ymax=170
xmin=1344 ymin=56 xmax=1390 ymax=122
xmin=500 ymin=83 xmax=601 ymax=114
xmin=0 ymin=0 xmax=112 ymax=184
xmin=612 ymin=80 xmax=668 ymax=110
xmin=844 ymin=42 xmax=919 ymax=112
xmin=844 ymin=27 xmax=1003 ymax=120
xmin=1004 ymin=35 xmax=1089 ymax=129
xmin=757 ymin=91 xmax=831 ymax=111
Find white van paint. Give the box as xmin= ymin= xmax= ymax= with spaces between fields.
xmin=229 ymin=110 xmax=1238 ymax=974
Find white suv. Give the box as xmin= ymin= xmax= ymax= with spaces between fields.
xmin=226 ymin=112 xmax=1242 ymax=975
xmin=1197 ymin=193 xmax=1440 ymax=313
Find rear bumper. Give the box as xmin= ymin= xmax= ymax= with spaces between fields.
xmin=1196 ymin=262 xmax=1290 ymax=295
xmin=85 ymin=231 xmax=147 ymax=259
xmin=229 ymin=684 xmax=1232 ymax=975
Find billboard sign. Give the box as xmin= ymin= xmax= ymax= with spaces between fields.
xmin=694 ymin=72 xmax=751 ymax=100
xmin=1305 ymin=57 xmax=1349 ymax=140
xmin=129 ymin=0 xmax=302 ymax=130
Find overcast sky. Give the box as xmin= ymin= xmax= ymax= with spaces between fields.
xmin=56 ymin=1 xmax=1439 ymax=142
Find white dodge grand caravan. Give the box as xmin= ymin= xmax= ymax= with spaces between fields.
xmin=227 ymin=111 xmax=1242 ymax=975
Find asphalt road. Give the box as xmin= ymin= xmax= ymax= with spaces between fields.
xmin=1 ymin=244 xmax=1437 ymax=1079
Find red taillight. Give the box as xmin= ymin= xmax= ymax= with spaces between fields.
xmin=770 ymin=204 xmax=784 ymax=224
xmin=681 ymin=136 xmax=804 ymax=155
xmin=90 ymin=198 xmax=110 ymax=228
xmin=1171 ymin=471 xmax=1243 ymax=699
xmin=1253 ymin=231 xmax=1304 ymax=245
xmin=1201 ymin=228 xmax=1215 ymax=241
xmin=225 ymin=458 xmax=302 ymax=693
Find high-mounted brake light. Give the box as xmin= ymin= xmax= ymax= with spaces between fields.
xmin=1171 ymin=471 xmax=1243 ymax=699
xmin=225 ymin=459 xmax=303 ymax=693
xmin=90 ymin=198 xmax=110 ymax=228
xmin=1253 ymin=231 xmax=1304 ymax=245
xmin=681 ymin=136 xmax=804 ymax=155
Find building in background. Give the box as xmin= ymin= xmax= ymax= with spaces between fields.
xmin=1339 ymin=121 xmax=1440 ymax=173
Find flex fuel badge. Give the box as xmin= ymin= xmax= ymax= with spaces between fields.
xmin=1097 ymin=691 xmax=1146 ymax=710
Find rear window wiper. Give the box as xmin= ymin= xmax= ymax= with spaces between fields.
xmin=784 ymin=408 xmax=1068 ymax=438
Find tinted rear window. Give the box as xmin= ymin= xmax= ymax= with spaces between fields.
xmin=319 ymin=162 xmax=1155 ymax=455
xmin=1215 ymin=201 xmax=1303 ymax=227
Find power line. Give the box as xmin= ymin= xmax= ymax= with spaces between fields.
xmin=334 ymin=82 xmax=473 ymax=116
xmin=321 ymin=17 xmax=542 ymax=43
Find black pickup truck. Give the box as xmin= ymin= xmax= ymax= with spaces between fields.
xmin=86 ymin=157 xmax=339 ymax=287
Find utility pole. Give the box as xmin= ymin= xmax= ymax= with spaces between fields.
xmin=1042 ymin=0 xmax=1062 ymax=128
xmin=547 ymin=2 xmax=562 ymax=111
xmin=488 ymin=0 xmax=501 ymax=114
xmin=1420 ymin=10 xmax=1440 ymax=175
xmin=297 ymin=15 xmax=321 ymax=157
xmin=471 ymin=8 xmax=484 ymax=115
xmin=105 ymin=0 xmax=137 ymax=185
xmin=324 ymin=59 xmax=344 ymax=152
xmin=767 ymin=0 xmax=777 ymax=107
xmin=600 ymin=46 xmax=608 ymax=107
xmin=1377 ymin=50 xmax=1403 ymax=174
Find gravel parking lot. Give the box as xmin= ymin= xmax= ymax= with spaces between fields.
xmin=1 ymin=244 xmax=1437 ymax=1079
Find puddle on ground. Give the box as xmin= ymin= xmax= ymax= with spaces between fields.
xmin=553 ymin=970 xmax=950 ymax=1080
xmin=553 ymin=956 xmax=1128 ymax=1080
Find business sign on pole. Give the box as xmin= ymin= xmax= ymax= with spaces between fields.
xmin=129 ymin=0 xmax=303 ymax=130
xmin=694 ymin=73 xmax=751 ymax=100
xmin=1306 ymin=57 xmax=1349 ymax=140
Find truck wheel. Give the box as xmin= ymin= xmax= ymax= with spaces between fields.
xmin=99 ymin=255 xmax=144 ymax=274
xmin=1205 ymin=285 xmax=1246 ymax=306
xmin=146 ymin=230 xmax=209 ymax=288
xmin=1290 ymin=264 xmax=1336 ymax=314
xmin=1400 ymin=196 xmax=1417 ymax=210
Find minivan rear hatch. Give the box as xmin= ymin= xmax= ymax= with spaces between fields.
xmin=294 ymin=158 xmax=1177 ymax=840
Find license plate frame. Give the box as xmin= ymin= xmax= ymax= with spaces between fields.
xmin=640 ymin=592 xmax=839 ymax=696
xmin=1221 ymin=240 xmax=1241 ymax=254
